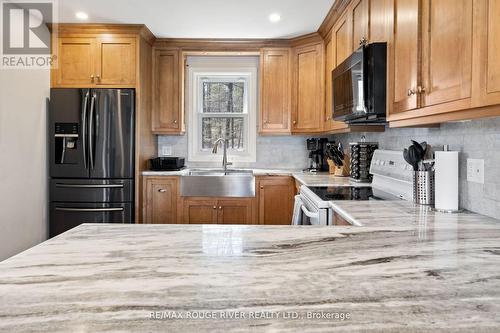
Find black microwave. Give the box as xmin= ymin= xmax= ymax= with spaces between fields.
xmin=332 ymin=42 xmax=387 ymax=123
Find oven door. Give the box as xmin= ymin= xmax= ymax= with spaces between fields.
xmin=298 ymin=192 xmax=329 ymax=226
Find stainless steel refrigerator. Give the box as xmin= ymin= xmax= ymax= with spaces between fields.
xmin=48 ymin=88 xmax=135 ymax=237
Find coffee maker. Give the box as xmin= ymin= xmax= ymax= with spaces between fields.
xmin=306 ymin=138 xmax=329 ymax=172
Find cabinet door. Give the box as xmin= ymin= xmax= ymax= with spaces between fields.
xmin=143 ymin=177 xmax=178 ymax=224
xmin=351 ymin=0 xmax=370 ymax=50
xmin=54 ymin=37 xmax=96 ymax=87
xmin=152 ymin=49 xmax=183 ymax=134
xmin=218 ymin=199 xmax=254 ymax=225
xmin=292 ymin=43 xmax=324 ymax=133
xmin=259 ymin=48 xmax=292 ymax=134
xmin=96 ymin=37 xmax=136 ymax=86
xmin=257 ymin=177 xmax=294 ymax=225
xmin=421 ymin=0 xmax=473 ymax=108
xmin=392 ymin=0 xmax=420 ymax=113
xmin=473 ymin=0 xmax=500 ymax=107
xmin=333 ymin=13 xmax=352 ymax=67
xmin=183 ymin=199 xmax=218 ymax=224
xmin=370 ymin=0 xmax=391 ymax=43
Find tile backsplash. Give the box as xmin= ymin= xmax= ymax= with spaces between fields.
xmin=158 ymin=116 xmax=500 ymax=220
xmin=334 ymin=117 xmax=500 ymax=220
xmin=157 ymin=135 xmax=312 ymax=169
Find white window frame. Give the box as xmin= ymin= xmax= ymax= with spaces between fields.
xmin=187 ymin=57 xmax=257 ymax=163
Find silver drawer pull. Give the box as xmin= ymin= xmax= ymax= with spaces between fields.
xmin=55 ymin=184 xmax=124 ymax=189
xmin=55 ymin=207 xmax=124 ymax=212
xmin=158 ymin=189 xmax=167 ymax=193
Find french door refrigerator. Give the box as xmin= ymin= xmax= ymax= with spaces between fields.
xmin=49 ymin=89 xmax=135 ymax=237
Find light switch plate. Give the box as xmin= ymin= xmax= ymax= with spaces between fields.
xmin=467 ymin=159 xmax=484 ymax=184
xmin=161 ymin=146 xmax=173 ymax=156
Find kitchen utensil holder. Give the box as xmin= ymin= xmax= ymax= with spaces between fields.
xmin=413 ymin=171 xmax=435 ymax=206
xmin=327 ymin=155 xmax=350 ymax=176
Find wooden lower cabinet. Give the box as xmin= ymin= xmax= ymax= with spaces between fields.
xmin=183 ymin=199 xmax=218 ymax=224
xmin=183 ymin=198 xmax=254 ymax=224
xmin=332 ymin=213 xmax=352 ymax=226
xmin=143 ymin=177 xmax=179 ymax=224
xmin=257 ymin=176 xmax=295 ymax=225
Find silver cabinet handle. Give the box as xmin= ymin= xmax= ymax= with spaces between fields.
xmin=55 ymin=183 xmax=124 ymax=188
xmin=407 ymin=89 xmax=417 ymax=96
xmin=158 ymin=189 xmax=167 ymax=193
xmin=417 ymin=86 xmax=426 ymax=94
xmin=173 ymin=120 xmax=177 ymax=124
xmin=218 ymin=206 xmax=222 ymax=210
xmin=55 ymin=207 xmax=124 ymax=212
xmin=213 ymin=206 xmax=217 ymax=209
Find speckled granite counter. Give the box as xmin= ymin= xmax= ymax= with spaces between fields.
xmin=142 ymin=169 xmax=366 ymax=187
xmin=1 ymin=220 xmax=500 ymax=332
xmin=292 ymin=172 xmax=371 ymax=187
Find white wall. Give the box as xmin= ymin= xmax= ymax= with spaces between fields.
xmin=0 ymin=69 xmax=49 ymax=261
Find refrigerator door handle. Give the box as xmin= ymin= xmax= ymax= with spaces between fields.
xmin=81 ymin=90 xmax=89 ymax=168
xmin=55 ymin=207 xmax=124 ymax=212
xmin=55 ymin=183 xmax=124 ymax=188
xmin=89 ymin=92 xmax=96 ymax=170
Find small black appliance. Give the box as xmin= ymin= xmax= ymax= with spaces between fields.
xmin=149 ymin=157 xmax=185 ymax=171
xmin=306 ymin=138 xmax=329 ymax=172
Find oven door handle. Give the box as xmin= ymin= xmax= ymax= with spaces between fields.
xmin=300 ymin=205 xmax=319 ymax=219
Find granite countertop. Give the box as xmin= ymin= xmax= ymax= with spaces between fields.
xmin=142 ymin=168 xmax=366 ymax=187
xmin=141 ymin=168 xmax=300 ymax=177
xmin=1 ymin=219 xmax=500 ymax=332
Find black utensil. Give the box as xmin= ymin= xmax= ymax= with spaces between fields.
xmin=411 ymin=140 xmax=425 ymax=161
xmin=407 ymin=145 xmax=420 ymax=171
xmin=337 ymin=143 xmax=345 ymax=160
xmin=329 ymin=147 xmax=343 ymax=167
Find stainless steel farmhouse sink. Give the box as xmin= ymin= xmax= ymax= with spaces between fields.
xmin=180 ymin=169 xmax=255 ymax=197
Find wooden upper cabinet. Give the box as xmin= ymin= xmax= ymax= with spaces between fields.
xmin=152 ymin=48 xmax=184 ymax=134
xmin=143 ymin=177 xmax=179 ymax=224
xmin=217 ymin=199 xmax=253 ymax=225
xmin=52 ymin=35 xmax=137 ymax=88
xmin=472 ymin=0 xmax=500 ymax=107
xmin=420 ymin=0 xmax=473 ymax=108
xmin=333 ymin=13 xmax=352 ymax=66
xmin=96 ymin=37 xmax=136 ymax=86
xmin=351 ymin=0 xmax=370 ymax=50
xmin=257 ymin=176 xmax=294 ymax=225
xmin=53 ymin=37 xmax=96 ymax=87
xmin=370 ymin=0 xmax=391 ymax=43
xmin=292 ymin=43 xmax=324 ymax=133
xmin=324 ymin=33 xmax=349 ymax=132
xmin=392 ymin=0 xmax=420 ymax=113
xmin=259 ymin=48 xmax=292 ymax=134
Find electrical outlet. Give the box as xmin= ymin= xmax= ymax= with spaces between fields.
xmin=467 ymin=159 xmax=484 ymax=184
xmin=161 ymin=146 xmax=173 ymax=156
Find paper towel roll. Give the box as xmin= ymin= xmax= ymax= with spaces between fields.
xmin=435 ymin=151 xmax=459 ymax=211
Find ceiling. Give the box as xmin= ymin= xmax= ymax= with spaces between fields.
xmin=55 ymin=0 xmax=336 ymax=39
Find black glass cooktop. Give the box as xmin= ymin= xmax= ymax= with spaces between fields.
xmin=308 ymin=186 xmax=381 ymax=201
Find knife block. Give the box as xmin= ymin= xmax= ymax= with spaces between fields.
xmin=327 ymin=156 xmax=350 ymax=177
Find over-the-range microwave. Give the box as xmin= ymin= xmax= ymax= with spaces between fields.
xmin=332 ymin=42 xmax=387 ymax=124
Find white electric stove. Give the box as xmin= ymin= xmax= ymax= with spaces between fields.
xmin=293 ymin=150 xmax=414 ymax=226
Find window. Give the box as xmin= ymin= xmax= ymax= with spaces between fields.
xmin=187 ymin=57 xmax=257 ymax=162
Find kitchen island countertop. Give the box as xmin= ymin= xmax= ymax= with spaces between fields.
xmin=1 ymin=217 xmax=500 ymax=332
